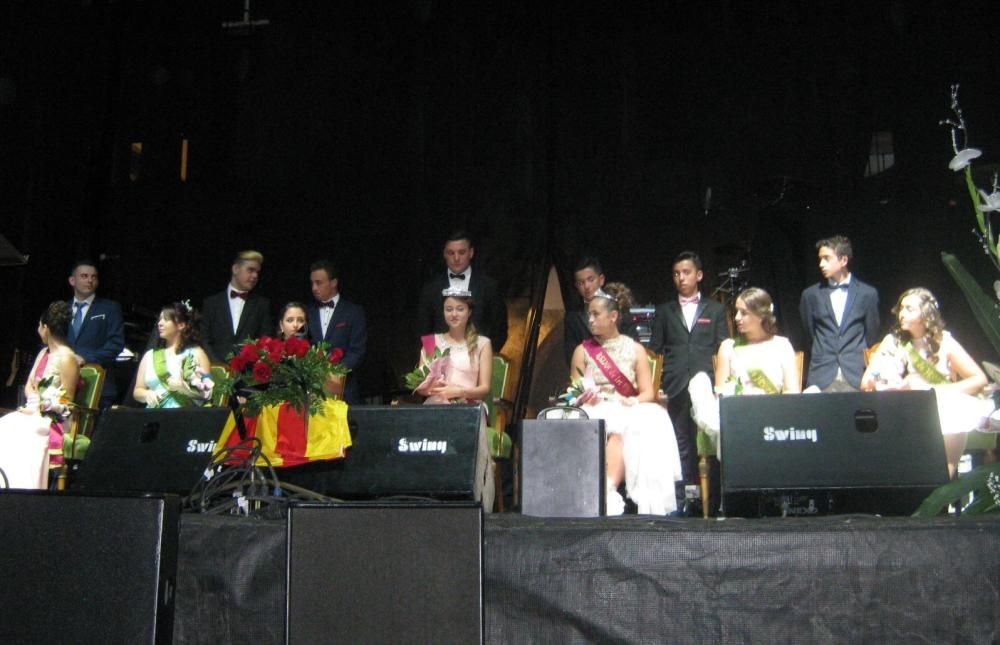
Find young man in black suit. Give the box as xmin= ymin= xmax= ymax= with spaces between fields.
xmin=799 ymin=235 xmax=880 ymax=391
xmin=306 ymin=259 xmax=367 ymax=405
xmin=201 ymin=250 xmax=273 ymax=364
xmin=649 ymin=251 xmax=729 ymax=489
xmin=562 ymin=257 xmax=639 ymax=366
xmin=67 ymin=260 xmax=125 ymax=407
xmin=416 ymin=231 xmax=508 ymax=352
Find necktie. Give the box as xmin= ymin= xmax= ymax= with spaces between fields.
xmin=449 ymin=273 xmax=466 ymax=280
xmin=679 ymin=295 xmax=700 ymax=306
xmin=320 ymin=300 xmax=336 ymax=309
xmin=71 ymin=302 xmax=86 ymax=335
xmin=230 ymin=290 xmax=248 ymax=299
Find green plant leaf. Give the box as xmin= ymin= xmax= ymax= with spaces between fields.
xmin=912 ymin=461 xmax=1000 ymax=516
xmin=941 ymin=252 xmax=1000 ymax=357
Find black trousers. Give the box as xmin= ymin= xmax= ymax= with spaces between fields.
xmin=666 ymin=388 xmax=697 ymax=485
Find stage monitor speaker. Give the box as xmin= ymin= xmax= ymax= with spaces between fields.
xmin=286 ymin=502 xmax=483 ymax=645
xmin=0 ymin=491 xmax=179 ymax=644
xmin=720 ymin=390 xmax=950 ymax=517
xmin=520 ymin=418 xmax=605 ymax=517
xmin=73 ymin=406 xmax=230 ymax=495
xmin=281 ymin=405 xmax=486 ymax=501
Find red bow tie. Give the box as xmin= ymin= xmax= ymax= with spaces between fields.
xmin=679 ymin=295 xmax=700 ymax=306
xmin=230 ymin=290 xmax=248 ymax=300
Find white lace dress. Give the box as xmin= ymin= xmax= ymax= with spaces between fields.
xmin=580 ymin=335 xmax=683 ymax=515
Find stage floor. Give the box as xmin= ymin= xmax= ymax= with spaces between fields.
xmin=176 ymin=512 xmax=1000 ymax=644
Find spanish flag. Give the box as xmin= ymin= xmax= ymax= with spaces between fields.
xmin=216 ymin=398 xmax=352 ymax=467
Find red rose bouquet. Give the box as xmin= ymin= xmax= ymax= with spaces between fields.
xmin=219 ymin=336 xmax=350 ymax=416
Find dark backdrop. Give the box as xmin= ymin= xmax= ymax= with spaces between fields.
xmin=2 ymin=0 xmax=999 ymax=404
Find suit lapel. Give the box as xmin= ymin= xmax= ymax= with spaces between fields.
xmin=839 ymin=282 xmax=858 ymax=330
xmin=668 ymin=301 xmax=689 ymax=334
xmin=233 ymin=296 xmax=254 ymax=340
xmin=75 ymin=299 xmax=98 ymax=338
xmin=307 ymin=305 xmax=323 ymax=343
xmin=326 ymin=300 xmax=344 ymax=342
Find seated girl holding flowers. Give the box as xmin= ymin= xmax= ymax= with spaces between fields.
xmin=568 ymin=282 xmax=682 ymax=515
xmin=861 ymin=287 xmax=992 ymax=478
xmin=0 ymin=301 xmax=79 ymax=488
xmin=410 ymin=287 xmax=494 ymax=509
xmin=133 ymin=301 xmax=213 ymax=408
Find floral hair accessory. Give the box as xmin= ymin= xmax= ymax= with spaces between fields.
xmin=180 ymin=299 xmax=193 ymax=313
xmin=442 ymin=287 xmax=472 ymax=298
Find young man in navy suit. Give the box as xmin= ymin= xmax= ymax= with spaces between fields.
xmin=67 ymin=260 xmax=125 ymax=407
xmin=416 ymin=231 xmax=508 ymax=353
xmin=649 ymin=251 xmax=729 ymax=490
xmin=800 ymin=235 xmax=880 ymax=391
xmin=201 ymin=250 xmax=273 ymax=363
xmin=306 ymin=260 xmax=367 ymax=405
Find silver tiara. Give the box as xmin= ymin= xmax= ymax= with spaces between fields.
xmin=442 ymin=287 xmax=472 ymax=298
xmin=591 ymin=288 xmax=614 ymax=301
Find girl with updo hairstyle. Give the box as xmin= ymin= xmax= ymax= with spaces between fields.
xmin=568 ymin=282 xmax=683 ymax=515
xmin=862 ymin=287 xmax=990 ymax=477
xmin=713 ymin=287 xmax=799 ymax=395
xmin=134 ymin=301 xmax=213 ymax=408
xmin=0 ymin=301 xmax=80 ymax=488
xmin=688 ymin=287 xmax=801 ymax=469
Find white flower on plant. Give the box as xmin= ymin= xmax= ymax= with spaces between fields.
xmin=979 ymin=188 xmax=1000 ymax=213
xmin=949 ymin=148 xmax=982 ymax=171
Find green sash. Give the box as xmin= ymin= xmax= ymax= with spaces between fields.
xmin=734 ymin=345 xmax=781 ymax=394
xmin=152 ymin=349 xmax=195 ymax=407
xmin=903 ymin=342 xmax=949 ymax=385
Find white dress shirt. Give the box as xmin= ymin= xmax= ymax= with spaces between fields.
xmin=319 ymin=293 xmax=340 ymax=337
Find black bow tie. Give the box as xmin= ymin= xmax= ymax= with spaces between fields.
xmin=230 ymin=290 xmax=248 ymax=300
xmin=319 ymin=300 xmax=336 ymax=308
xmin=828 ymin=283 xmax=849 ymax=290
xmin=449 ymin=273 xmax=466 ymax=280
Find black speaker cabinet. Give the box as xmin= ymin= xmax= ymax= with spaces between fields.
xmin=286 ymin=502 xmax=483 ymax=644
xmin=73 ymin=406 xmax=231 ymax=495
xmin=520 ymin=418 xmax=606 ymax=517
xmin=720 ymin=391 xmax=950 ymax=517
xmin=0 ymin=491 xmax=180 ymax=644
xmin=282 ymin=405 xmax=486 ymax=501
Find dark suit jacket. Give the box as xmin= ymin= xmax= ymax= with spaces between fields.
xmin=649 ymin=296 xmax=729 ymax=399
xmin=67 ymin=297 xmax=125 ymax=402
xmin=416 ymin=271 xmax=508 ymax=352
xmin=201 ymin=290 xmax=273 ymax=363
xmin=307 ymin=297 xmax=367 ymax=404
xmin=799 ymin=277 xmax=880 ymax=389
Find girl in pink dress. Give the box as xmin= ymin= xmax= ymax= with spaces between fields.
xmin=0 ymin=302 xmax=79 ymax=489
xmin=414 ymin=287 xmax=495 ymax=508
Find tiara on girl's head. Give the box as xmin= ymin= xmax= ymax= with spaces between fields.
xmin=591 ymin=288 xmax=614 ymax=301
xmin=442 ymin=287 xmax=473 ymax=298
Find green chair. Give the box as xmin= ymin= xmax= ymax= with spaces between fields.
xmin=209 ymin=363 xmax=231 ymax=407
xmin=55 ymin=363 xmax=105 ymax=490
xmin=485 ymin=354 xmax=513 ymax=460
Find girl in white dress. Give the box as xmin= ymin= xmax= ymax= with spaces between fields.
xmin=861 ymin=287 xmax=991 ymax=478
xmin=689 ymin=287 xmax=801 ymax=455
xmin=569 ymin=282 xmax=683 ymax=515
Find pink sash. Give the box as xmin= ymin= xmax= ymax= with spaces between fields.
xmin=582 ymin=338 xmax=638 ymax=397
